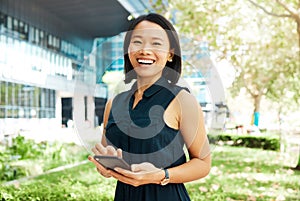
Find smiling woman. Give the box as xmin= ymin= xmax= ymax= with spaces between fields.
xmin=123 ymin=14 xmax=182 ymax=85
xmin=127 ymin=20 xmax=173 ymax=85
xmin=88 ymin=13 xmax=211 ymax=201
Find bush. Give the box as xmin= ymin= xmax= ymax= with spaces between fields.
xmin=9 ymin=135 xmax=46 ymax=159
xmin=0 ymin=135 xmax=88 ymax=182
xmin=208 ymin=133 xmax=280 ymax=151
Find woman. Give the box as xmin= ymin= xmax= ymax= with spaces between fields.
xmin=89 ymin=13 xmax=211 ymax=201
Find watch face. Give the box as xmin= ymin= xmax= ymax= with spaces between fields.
xmin=160 ymin=178 xmax=170 ymax=186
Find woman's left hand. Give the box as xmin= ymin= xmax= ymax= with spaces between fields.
xmin=110 ymin=162 xmax=163 ymax=187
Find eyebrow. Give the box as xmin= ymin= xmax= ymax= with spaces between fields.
xmin=132 ymin=35 xmax=164 ymax=41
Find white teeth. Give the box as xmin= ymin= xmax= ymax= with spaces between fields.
xmin=137 ymin=59 xmax=154 ymax=64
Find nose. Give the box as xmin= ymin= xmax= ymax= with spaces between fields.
xmin=138 ymin=43 xmax=152 ymax=54
xmin=139 ymin=48 xmax=151 ymax=55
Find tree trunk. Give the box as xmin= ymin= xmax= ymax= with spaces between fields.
xmin=295 ymin=18 xmax=300 ymax=171
xmin=297 ymin=20 xmax=300 ymax=59
xmin=252 ymin=95 xmax=261 ymax=126
xmin=294 ymin=158 xmax=300 ymax=170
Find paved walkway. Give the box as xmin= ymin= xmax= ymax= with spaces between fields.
xmin=20 ymin=126 xmax=102 ymax=143
xmin=1 ymin=125 xmax=103 ymax=153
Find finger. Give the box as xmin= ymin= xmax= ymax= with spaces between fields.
xmin=110 ymin=169 xmax=140 ymax=187
xmin=131 ymin=164 xmax=143 ymax=172
xmin=88 ymin=155 xmax=107 ymax=171
xmin=116 ymin=148 xmax=123 ymax=158
xmin=95 ymin=143 xmax=107 ymax=155
xmin=114 ymin=168 xmax=136 ymax=178
xmin=131 ymin=162 xmax=154 ymax=172
xmin=91 ymin=147 xmax=100 ymax=155
xmin=106 ymin=145 xmax=117 ymax=156
xmin=97 ymin=168 xmax=111 ymax=178
xmin=110 ymin=169 xmax=133 ymax=181
xmin=88 ymin=156 xmax=112 ymax=177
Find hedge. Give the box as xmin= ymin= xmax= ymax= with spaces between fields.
xmin=208 ymin=133 xmax=280 ymax=151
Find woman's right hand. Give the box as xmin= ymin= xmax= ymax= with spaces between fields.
xmin=88 ymin=143 xmax=122 ymax=178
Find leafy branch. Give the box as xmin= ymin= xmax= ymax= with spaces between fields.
xmin=247 ymin=0 xmax=292 ymax=18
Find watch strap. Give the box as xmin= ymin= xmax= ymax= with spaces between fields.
xmin=160 ymin=169 xmax=170 ymax=185
xmin=164 ymin=169 xmax=169 ymax=179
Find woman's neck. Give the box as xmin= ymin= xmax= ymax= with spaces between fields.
xmin=136 ymin=76 xmax=161 ymax=94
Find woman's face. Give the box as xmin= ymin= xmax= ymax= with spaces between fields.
xmin=128 ymin=20 xmax=173 ymax=81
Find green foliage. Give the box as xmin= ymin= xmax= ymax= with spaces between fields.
xmin=0 ymin=161 xmax=27 ymax=182
xmin=208 ymin=133 xmax=280 ymax=151
xmin=1 ymin=146 xmax=299 ymax=200
xmin=9 ymin=135 xmax=46 ymax=159
xmin=0 ymin=135 xmax=44 ymax=181
xmin=0 ymin=163 xmax=115 ymax=201
xmin=0 ymin=135 xmax=88 ymax=182
xmin=0 ymin=181 xmax=113 ymax=201
xmin=154 ymin=0 xmax=300 ymax=115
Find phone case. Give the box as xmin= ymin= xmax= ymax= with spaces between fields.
xmin=94 ymin=155 xmax=131 ymax=170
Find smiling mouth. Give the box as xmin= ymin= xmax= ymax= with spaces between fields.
xmin=137 ymin=59 xmax=155 ymax=65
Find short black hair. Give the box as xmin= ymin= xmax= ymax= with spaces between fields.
xmin=123 ymin=13 xmax=182 ymax=84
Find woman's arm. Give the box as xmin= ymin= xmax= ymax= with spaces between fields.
xmin=93 ymin=97 xmax=122 ymax=157
xmin=167 ymin=89 xmax=211 ymax=183
xmin=100 ymin=98 xmax=113 ymax=146
xmin=89 ymin=98 xmax=123 ymax=178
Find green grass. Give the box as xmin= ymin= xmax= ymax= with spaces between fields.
xmin=187 ymin=146 xmax=300 ymax=201
xmin=1 ymin=146 xmax=299 ymax=201
xmin=0 ymin=162 xmax=116 ymax=201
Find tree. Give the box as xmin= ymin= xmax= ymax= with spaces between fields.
xmin=246 ymin=0 xmax=300 ymax=170
xmin=150 ymin=0 xmax=299 ymax=127
xmin=247 ymin=0 xmax=300 ymax=58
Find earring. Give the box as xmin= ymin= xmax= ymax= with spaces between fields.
xmin=168 ymin=58 xmax=173 ymax=62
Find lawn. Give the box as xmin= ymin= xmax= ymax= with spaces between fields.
xmin=1 ymin=145 xmax=299 ymax=201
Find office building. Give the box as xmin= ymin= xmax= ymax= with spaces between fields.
xmin=0 ymin=0 xmax=156 ymax=135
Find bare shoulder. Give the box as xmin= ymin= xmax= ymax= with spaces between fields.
xmin=105 ymin=98 xmax=113 ymax=111
xmin=168 ymin=89 xmax=201 ymax=122
xmin=176 ymin=89 xmax=199 ymax=107
xmin=103 ymin=98 xmax=113 ymax=125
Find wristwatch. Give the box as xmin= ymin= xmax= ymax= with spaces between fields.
xmin=160 ymin=169 xmax=170 ymax=186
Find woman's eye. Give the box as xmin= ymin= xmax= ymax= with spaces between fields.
xmin=132 ymin=40 xmax=142 ymax=44
xmin=153 ymin=42 xmax=162 ymax=46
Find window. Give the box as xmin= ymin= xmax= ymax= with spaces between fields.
xmin=28 ymin=26 xmax=34 ymax=42
xmin=13 ymin=18 xmax=18 ymax=32
xmin=39 ymin=30 xmax=46 ymax=47
xmin=0 ymin=81 xmax=56 ymax=118
xmin=0 ymin=12 xmax=6 ymax=28
xmin=7 ymin=16 xmax=12 ymax=30
xmin=35 ymin=28 xmax=39 ymax=44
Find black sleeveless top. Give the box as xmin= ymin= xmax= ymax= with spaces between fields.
xmin=105 ymin=77 xmax=191 ymax=201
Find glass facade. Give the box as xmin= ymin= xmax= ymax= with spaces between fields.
xmin=0 ymin=2 xmax=158 ymax=129
xmin=0 ymin=11 xmax=95 ymax=85
xmin=109 ymin=37 xmax=124 ymax=71
xmin=95 ymin=34 xmax=124 ymax=83
xmin=0 ymin=11 xmax=99 ymax=122
xmin=0 ymin=81 xmax=56 ymax=118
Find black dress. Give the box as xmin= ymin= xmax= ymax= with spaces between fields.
xmin=105 ymin=77 xmax=191 ymax=201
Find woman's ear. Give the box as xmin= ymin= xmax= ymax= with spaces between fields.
xmin=168 ymin=49 xmax=175 ymax=62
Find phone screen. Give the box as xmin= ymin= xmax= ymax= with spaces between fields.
xmin=94 ymin=155 xmax=131 ymax=170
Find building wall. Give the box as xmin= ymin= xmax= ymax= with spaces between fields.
xmin=0 ymin=0 xmax=93 ymax=51
xmin=0 ymin=10 xmax=107 ymax=136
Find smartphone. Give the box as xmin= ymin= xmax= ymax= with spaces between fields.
xmin=94 ymin=155 xmax=131 ymax=171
